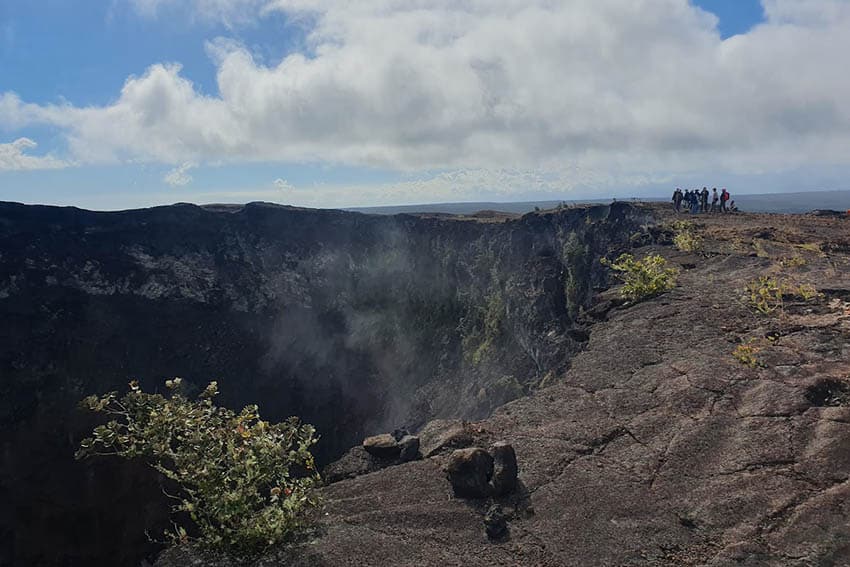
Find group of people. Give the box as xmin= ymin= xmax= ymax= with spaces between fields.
xmin=672 ymin=187 xmax=736 ymax=214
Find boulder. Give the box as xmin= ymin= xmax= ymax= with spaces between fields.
xmin=445 ymin=448 xmax=493 ymax=498
xmin=418 ymin=419 xmax=474 ymax=458
xmin=398 ymin=435 xmax=421 ymax=462
xmin=324 ymin=434 xmax=421 ymax=483
xmin=323 ymin=446 xmax=379 ymax=484
xmin=489 ymin=442 xmax=518 ymax=496
xmin=363 ymin=434 xmax=401 ymax=459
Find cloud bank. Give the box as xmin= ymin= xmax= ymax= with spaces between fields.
xmin=3 ymin=0 xmax=850 ymax=192
xmin=130 ymin=0 xmax=273 ymax=27
xmin=0 ymin=138 xmax=69 ymax=171
xmin=274 ymin=177 xmax=294 ymax=191
xmin=164 ymin=162 xmax=197 ymax=186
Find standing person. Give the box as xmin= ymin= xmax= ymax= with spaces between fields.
xmin=720 ymin=188 xmax=730 ymax=213
xmin=701 ymin=187 xmax=709 ymax=213
xmin=672 ymin=188 xmax=683 ymax=212
xmin=711 ymin=188 xmax=719 ymax=213
xmin=690 ymin=190 xmax=700 ymax=214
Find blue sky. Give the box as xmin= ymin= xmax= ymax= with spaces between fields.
xmin=0 ymin=1 xmax=305 ymax=107
xmin=1 ymin=0 xmax=849 ymax=210
xmin=695 ymin=0 xmax=765 ymax=38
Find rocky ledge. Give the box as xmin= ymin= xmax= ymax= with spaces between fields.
xmin=158 ymin=207 xmax=850 ymax=566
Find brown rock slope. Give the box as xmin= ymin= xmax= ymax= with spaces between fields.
xmin=161 ymin=208 xmax=850 ymax=566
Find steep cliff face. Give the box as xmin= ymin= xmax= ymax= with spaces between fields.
xmin=0 ymin=200 xmax=649 ymax=567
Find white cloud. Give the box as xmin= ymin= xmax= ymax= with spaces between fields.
xmin=762 ymin=0 xmax=850 ymax=25
xmin=0 ymin=138 xmax=69 ymax=171
xmin=4 ymin=0 xmax=850 ymax=195
xmin=163 ymin=162 xmax=196 ymax=186
xmin=274 ymin=177 xmax=294 ymax=191
xmin=130 ymin=0 xmax=272 ymax=27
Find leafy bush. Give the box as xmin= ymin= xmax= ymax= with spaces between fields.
xmin=795 ymin=242 xmax=825 ymax=257
xmin=463 ymin=291 xmax=506 ymax=365
xmin=601 ymin=253 xmax=678 ymax=302
xmin=779 ymin=255 xmax=807 ymax=269
xmin=76 ymin=379 xmax=321 ymax=554
xmin=671 ymin=221 xmax=702 ymax=252
xmin=744 ymin=276 xmax=784 ymax=314
xmin=744 ymin=277 xmax=821 ymax=314
xmin=733 ymin=339 xmax=765 ymax=368
xmin=562 ymin=231 xmax=590 ymax=319
xmin=791 ymin=283 xmax=821 ymax=302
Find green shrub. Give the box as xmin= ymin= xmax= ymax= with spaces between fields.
xmin=601 ymin=253 xmax=678 ymax=302
xmin=562 ymin=231 xmax=590 ymax=319
xmin=743 ymin=277 xmax=821 ymax=314
xmin=779 ymin=255 xmax=806 ymax=269
xmin=791 ymin=283 xmax=821 ymax=302
xmin=795 ymin=242 xmax=825 ymax=257
xmin=460 ymin=287 xmax=506 ymax=366
xmin=671 ymin=221 xmax=702 ymax=252
xmin=76 ymin=379 xmax=320 ymax=554
xmin=733 ymin=339 xmax=765 ymax=368
xmin=744 ymin=276 xmax=784 ymax=314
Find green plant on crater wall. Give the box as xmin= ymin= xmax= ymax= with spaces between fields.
xmin=671 ymin=221 xmax=702 ymax=253
xmin=462 ymin=291 xmax=506 ymax=365
xmin=601 ymin=253 xmax=678 ymax=302
xmin=779 ymin=256 xmax=807 ymax=269
xmin=792 ymin=283 xmax=821 ymax=302
xmin=733 ymin=339 xmax=766 ymax=368
xmin=743 ymin=277 xmax=822 ymax=315
xmin=744 ymin=276 xmax=784 ymax=315
xmin=76 ymin=379 xmax=320 ymax=554
xmin=562 ymin=231 xmax=591 ymax=319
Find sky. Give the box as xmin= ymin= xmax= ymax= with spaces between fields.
xmin=1 ymin=0 xmax=849 ymax=210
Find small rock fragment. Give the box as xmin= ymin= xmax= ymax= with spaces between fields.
xmin=489 ymin=441 xmax=518 ymax=496
xmin=398 ymin=435 xmax=420 ymax=462
xmin=445 ymin=447 xmax=493 ymax=498
xmin=363 ymin=433 xmax=401 ymax=459
xmin=484 ymin=504 xmax=509 ymax=540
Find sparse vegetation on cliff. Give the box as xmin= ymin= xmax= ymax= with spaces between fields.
xmin=732 ymin=339 xmax=766 ymax=368
xmin=76 ymin=379 xmax=320 ymax=554
xmin=671 ymin=221 xmax=702 ymax=252
xmin=462 ymin=290 xmax=506 ymax=365
xmin=744 ymin=276 xmax=785 ymax=314
xmin=602 ymin=253 xmax=678 ymax=302
xmin=562 ymin=230 xmax=591 ymax=319
xmin=779 ymin=255 xmax=807 ymax=269
xmin=791 ymin=282 xmax=821 ymax=302
xmin=744 ymin=276 xmax=822 ymax=314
